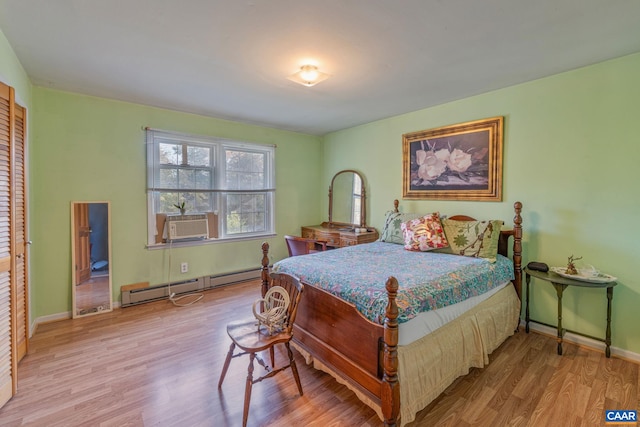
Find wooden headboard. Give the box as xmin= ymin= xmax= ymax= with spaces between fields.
xmin=391 ymin=199 xmax=523 ymax=300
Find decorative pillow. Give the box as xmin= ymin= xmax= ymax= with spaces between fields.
xmin=439 ymin=219 xmax=503 ymax=262
xmin=401 ymin=213 xmax=449 ymax=252
xmin=379 ymin=211 xmax=423 ymax=244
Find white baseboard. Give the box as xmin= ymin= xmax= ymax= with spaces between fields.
xmin=521 ymin=320 xmax=640 ymax=363
xmin=30 ymin=300 xmax=121 ymax=337
xmin=30 ymin=312 xmax=70 ymax=337
xmin=30 ymin=269 xmax=258 ymax=336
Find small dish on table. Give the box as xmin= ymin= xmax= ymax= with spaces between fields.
xmin=549 ymin=266 xmax=616 ymax=283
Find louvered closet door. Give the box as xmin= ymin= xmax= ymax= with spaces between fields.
xmin=13 ymin=103 xmax=28 ymax=362
xmin=0 ymin=82 xmax=15 ymax=408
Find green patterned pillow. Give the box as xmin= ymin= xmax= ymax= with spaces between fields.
xmin=378 ymin=211 xmax=423 ymax=244
xmin=439 ymin=219 xmax=503 ymax=262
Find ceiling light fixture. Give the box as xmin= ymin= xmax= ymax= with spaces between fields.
xmin=287 ymin=65 xmax=330 ymax=87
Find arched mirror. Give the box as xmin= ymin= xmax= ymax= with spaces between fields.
xmin=328 ymin=170 xmax=366 ymax=227
xmin=71 ymin=201 xmax=112 ymax=318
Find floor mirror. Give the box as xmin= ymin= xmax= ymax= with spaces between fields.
xmin=71 ymin=201 xmax=113 ymax=318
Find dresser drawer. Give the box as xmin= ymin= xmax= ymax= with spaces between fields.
xmin=301 ymin=229 xmax=315 ymax=239
xmin=302 ymin=226 xmax=340 ymax=246
xmin=316 ymin=231 xmax=340 ymax=246
xmin=301 ymin=224 xmax=379 ymax=248
xmin=340 ymin=236 xmax=357 ymax=246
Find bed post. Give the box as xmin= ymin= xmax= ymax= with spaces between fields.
xmin=382 ymin=276 xmax=400 ymax=426
xmin=512 ymin=202 xmax=523 ymax=301
xmin=261 ymin=242 xmax=270 ymax=298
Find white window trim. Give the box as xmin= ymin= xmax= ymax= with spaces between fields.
xmin=145 ymin=128 xmax=276 ymax=247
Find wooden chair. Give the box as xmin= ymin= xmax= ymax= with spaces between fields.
xmin=284 ymin=235 xmax=328 ymax=256
xmin=218 ymin=272 xmax=305 ymax=427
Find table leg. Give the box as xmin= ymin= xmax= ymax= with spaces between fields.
xmin=554 ymin=283 xmax=568 ymax=355
xmin=606 ymin=287 xmax=613 ymax=358
xmin=525 ymin=274 xmax=531 ymax=333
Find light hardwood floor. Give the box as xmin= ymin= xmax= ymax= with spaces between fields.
xmin=75 ymin=273 xmax=111 ymax=316
xmin=0 ymin=280 xmax=637 ymax=426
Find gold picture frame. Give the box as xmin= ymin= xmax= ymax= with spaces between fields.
xmin=402 ymin=116 xmax=503 ymax=201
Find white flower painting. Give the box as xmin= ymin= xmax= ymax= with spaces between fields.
xmin=402 ymin=117 xmax=503 ymax=201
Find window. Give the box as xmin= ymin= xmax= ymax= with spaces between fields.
xmin=146 ymin=129 xmax=275 ymax=245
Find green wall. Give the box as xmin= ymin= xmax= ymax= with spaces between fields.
xmin=30 ymin=89 xmax=322 ymax=318
xmin=0 ymin=27 xmax=31 ymax=107
xmin=323 ymin=53 xmax=640 ymax=354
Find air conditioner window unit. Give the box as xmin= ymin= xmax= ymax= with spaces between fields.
xmin=166 ymin=214 xmax=209 ymax=241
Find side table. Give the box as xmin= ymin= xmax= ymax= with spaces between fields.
xmin=524 ymin=267 xmax=617 ymax=358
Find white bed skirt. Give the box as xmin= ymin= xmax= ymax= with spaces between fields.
xmin=292 ymin=284 xmax=521 ymax=426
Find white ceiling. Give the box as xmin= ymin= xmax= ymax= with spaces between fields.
xmin=1 ymin=1 xmax=639 ymax=135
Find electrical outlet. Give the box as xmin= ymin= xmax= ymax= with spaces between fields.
xmin=180 ymin=262 xmax=188 ymax=273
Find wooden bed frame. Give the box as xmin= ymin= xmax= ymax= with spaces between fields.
xmin=261 ymin=201 xmax=523 ymax=426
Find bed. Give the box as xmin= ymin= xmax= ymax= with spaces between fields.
xmin=259 ymin=201 xmax=523 ymax=426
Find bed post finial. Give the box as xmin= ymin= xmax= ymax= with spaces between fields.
xmin=382 ymin=276 xmax=400 ymax=426
xmin=513 ymin=202 xmax=523 ymax=301
xmin=261 ymin=242 xmax=270 ymax=297
xmin=393 ymin=199 xmax=399 ymax=213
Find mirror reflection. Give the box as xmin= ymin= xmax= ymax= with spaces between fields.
xmin=329 ymin=170 xmax=365 ymax=227
xmin=71 ymin=202 xmax=112 ymax=318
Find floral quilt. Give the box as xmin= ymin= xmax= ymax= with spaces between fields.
xmin=272 ymin=241 xmax=514 ymax=325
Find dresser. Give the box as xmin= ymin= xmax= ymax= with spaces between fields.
xmin=301 ymin=223 xmax=379 ymax=248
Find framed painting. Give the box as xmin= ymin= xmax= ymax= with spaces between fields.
xmin=402 ymin=116 xmax=503 ymax=201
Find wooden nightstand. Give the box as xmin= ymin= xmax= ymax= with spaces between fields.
xmin=524 ymin=267 xmax=617 ymax=358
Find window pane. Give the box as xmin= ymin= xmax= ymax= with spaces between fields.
xmin=241 ymin=195 xmax=255 ymax=211
xmin=159 ymin=168 xmax=178 ymax=188
xmin=187 ymin=145 xmax=210 ymax=167
xmin=195 ymin=170 xmax=211 ymax=189
xmin=227 ymin=193 xmax=240 ymax=213
xmin=226 ymin=171 xmax=238 ymax=189
xmin=178 ymin=169 xmax=195 ymax=189
xmin=225 ymin=150 xmax=265 ymax=190
xmin=225 ymin=193 xmax=266 ymax=235
xmin=252 ymin=172 xmax=264 ymax=188
xmin=159 ymin=142 xmax=182 ymax=165
xmin=195 ymin=192 xmax=215 ymax=212
xmin=157 ymin=192 xmax=179 ymax=213
xmin=253 ymin=211 xmax=265 ymax=230
xmin=226 ymin=213 xmax=241 ymax=234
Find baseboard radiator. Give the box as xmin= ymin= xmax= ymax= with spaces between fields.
xmin=121 ymin=268 xmax=262 ymax=308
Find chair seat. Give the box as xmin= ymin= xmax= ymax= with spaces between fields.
xmin=227 ymin=318 xmax=294 ymax=353
xmin=285 ymin=235 xmax=327 ymax=256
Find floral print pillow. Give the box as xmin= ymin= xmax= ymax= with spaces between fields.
xmin=440 ymin=219 xmax=503 ymax=262
xmin=401 ymin=213 xmax=449 ymax=252
xmin=379 ymin=211 xmax=423 ymax=244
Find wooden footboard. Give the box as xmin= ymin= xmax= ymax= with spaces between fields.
xmin=262 ymin=201 xmax=522 ymax=426
xmin=292 ymin=283 xmax=384 ymax=393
